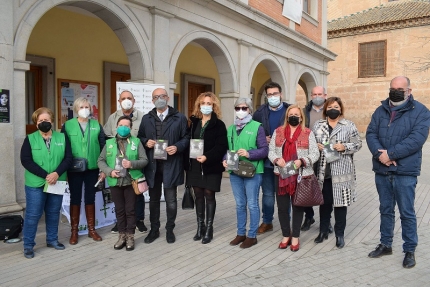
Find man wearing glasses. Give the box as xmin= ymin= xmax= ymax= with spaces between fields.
xmin=253 ymin=82 xmax=289 ymax=235
xmin=104 ymin=90 xmax=147 ymax=234
xmin=366 ymin=76 xmax=430 ymax=268
xmin=137 ymin=88 xmax=189 ymax=244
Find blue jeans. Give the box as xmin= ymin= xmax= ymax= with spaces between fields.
xmin=230 ymin=173 xmax=262 ymax=238
xmin=375 ymin=174 xmax=418 ymax=252
xmin=261 ymin=167 xmax=275 ymax=224
xmin=23 ymin=186 xmax=64 ymax=250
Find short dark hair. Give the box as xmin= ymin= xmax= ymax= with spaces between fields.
xmin=117 ymin=115 xmax=133 ymax=128
xmin=264 ymin=82 xmax=282 ymax=94
xmin=323 ymin=97 xmax=345 ymax=118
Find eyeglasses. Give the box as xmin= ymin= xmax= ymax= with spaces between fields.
xmin=389 ymin=88 xmax=409 ymax=93
xmin=234 ymin=107 xmax=248 ymax=111
xmin=266 ymin=92 xmax=281 ymax=98
xmin=152 ymin=94 xmax=168 ymax=100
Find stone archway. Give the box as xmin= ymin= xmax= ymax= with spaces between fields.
xmin=295 ymin=69 xmax=318 ymax=107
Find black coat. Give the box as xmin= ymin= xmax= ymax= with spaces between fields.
xmin=137 ymin=106 xmax=189 ymax=188
xmin=184 ymin=113 xmax=228 ymax=175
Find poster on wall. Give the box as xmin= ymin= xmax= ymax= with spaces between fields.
xmin=116 ymin=82 xmax=164 ymax=114
xmin=58 ymin=79 xmax=100 ymax=127
xmin=0 ymin=89 xmax=10 ymax=123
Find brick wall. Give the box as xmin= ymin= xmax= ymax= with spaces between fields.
xmin=249 ymin=0 xmax=322 ymax=44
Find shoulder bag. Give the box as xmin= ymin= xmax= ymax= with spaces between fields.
xmin=69 ymin=121 xmax=90 ymax=172
xmin=293 ymin=166 xmax=324 ymax=207
xmin=229 ymin=128 xmax=256 ymax=178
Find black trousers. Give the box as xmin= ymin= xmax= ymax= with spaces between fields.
xmin=111 ymin=185 xmax=137 ymax=234
xmin=319 ymin=178 xmax=347 ymax=236
xmin=135 ymin=193 xmax=145 ymax=221
xmin=68 ymin=169 xmax=99 ymax=205
xmin=275 ymin=185 xmax=304 ymax=238
xmin=148 ymin=171 xmax=177 ymax=231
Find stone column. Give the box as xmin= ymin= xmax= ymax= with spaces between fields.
xmin=0 ymin=0 xmax=23 ymax=214
xmin=219 ymin=92 xmax=239 ymax=127
xmin=237 ymin=40 xmax=252 ymax=99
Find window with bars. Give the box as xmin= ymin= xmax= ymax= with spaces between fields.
xmin=358 ymin=41 xmax=387 ymax=78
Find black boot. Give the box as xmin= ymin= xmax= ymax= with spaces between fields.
xmin=202 ymin=200 xmax=215 ymax=244
xmin=193 ymin=201 xmax=206 ymax=241
xmin=314 ymin=232 xmax=329 ymax=243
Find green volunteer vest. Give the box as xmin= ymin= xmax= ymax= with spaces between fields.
xmin=227 ymin=120 xmax=264 ymax=174
xmin=64 ymin=118 xmax=100 ymax=170
xmin=25 ymin=131 xmax=67 ymax=187
xmin=105 ymin=137 xmax=144 ymax=186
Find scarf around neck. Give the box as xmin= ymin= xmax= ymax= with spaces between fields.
xmin=234 ymin=114 xmax=252 ymax=131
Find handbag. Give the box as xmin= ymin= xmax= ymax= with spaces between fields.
xmin=131 ymin=178 xmax=148 ymax=195
xmin=68 ymin=121 xmax=91 ymax=172
xmin=293 ymin=168 xmax=324 ymax=207
xmin=182 ymin=185 xmax=195 ymax=210
xmin=232 ymin=160 xmax=256 ymax=178
xmin=0 ymin=215 xmax=23 ymax=242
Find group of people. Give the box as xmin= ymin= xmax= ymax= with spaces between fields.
xmin=20 ymin=76 xmax=429 ymax=269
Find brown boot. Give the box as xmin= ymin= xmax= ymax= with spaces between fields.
xmin=114 ymin=233 xmax=126 ymax=250
xmin=126 ymin=233 xmax=135 ymax=251
xmin=229 ymin=235 xmax=246 ymax=246
xmin=257 ymin=223 xmax=273 ymax=235
xmin=85 ymin=204 xmax=102 ymax=241
xmin=240 ymin=237 xmax=257 ymax=248
xmin=69 ymin=205 xmax=80 ymax=245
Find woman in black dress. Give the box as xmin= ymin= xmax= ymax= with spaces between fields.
xmin=186 ymin=92 xmax=228 ymax=244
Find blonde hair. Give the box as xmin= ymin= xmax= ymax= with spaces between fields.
xmin=73 ymin=97 xmax=92 ymax=114
xmin=32 ymin=107 xmax=54 ymax=124
xmin=283 ymin=104 xmax=305 ymax=129
xmin=192 ymin=92 xmax=222 ymax=119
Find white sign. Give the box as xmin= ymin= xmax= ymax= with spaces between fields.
xmin=116 ymin=82 xmax=164 ymax=115
xmin=44 ymin=181 xmax=68 ymax=195
xmin=282 ymin=0 xmax=303 ymax=24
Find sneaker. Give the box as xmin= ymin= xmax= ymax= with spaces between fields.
xmin=111 ymin=223 xmax=118 ymax=234
xmin=24 ymin=248 xmax=34 ymax=259
xmin=47 ymin=241 xmax=66 ymax=250
xmin=136 ymin=220 xmax=148 ymax=233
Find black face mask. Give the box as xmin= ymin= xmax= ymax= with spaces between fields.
xmin=38 ymin=121 xmax=52 ymax=133
xmin=288 ymin=116 xmax=300 ymax=127
xmin=326 ymin=109 xmax=341 ymax=120
xmin=389 ymin=90 xmax=406 ymax=102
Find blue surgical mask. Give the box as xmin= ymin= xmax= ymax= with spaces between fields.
xmin=200 ymin=105 xmax=213 ymax=115
xmin=117 ymin=126 xmax=131 ymax=137
xmin=267 ymin=96 xmax=281 ymax=107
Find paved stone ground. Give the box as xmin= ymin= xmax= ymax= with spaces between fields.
xmin=1 ymin=140 xmax=430 ymax=287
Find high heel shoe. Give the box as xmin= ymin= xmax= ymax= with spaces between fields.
xmin=336 ymin=236 xmax=345 ymax=248
xmin=278 ymin=237 xmax=291 ymax=249
xmin=290 ymin=239 xmax=300 ymax=252
xmin=314 ymin=232 xmax=329 ymax=243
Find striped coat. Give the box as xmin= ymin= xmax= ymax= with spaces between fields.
xmin=312 ymin=118 xmax=362 ymax=207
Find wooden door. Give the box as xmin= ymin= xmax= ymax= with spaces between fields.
xmin=25 ymin=65 xmax=43 ymax=134
xmin=187 ymin=83 xmax=208 ymax=118
xmin=110 ymin=71 xmax=131 ymax=114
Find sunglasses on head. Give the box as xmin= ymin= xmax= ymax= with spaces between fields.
xmin=234 ymin=107 xmax=248 ymax=111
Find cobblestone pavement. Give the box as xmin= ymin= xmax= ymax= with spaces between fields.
xmin=1 ymin=140 xmax=429 ymax=287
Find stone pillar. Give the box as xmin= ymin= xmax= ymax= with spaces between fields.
xmin=219 ymin=92 xmax=240 ymax=127
xmin=0 ymin=0 xmax=23 ymax=214
xmin=149 ymin=7 xmax=174 ymax=104
xmin=287 ymin=59 xmax=299 ymax=104
xmin=237 ymin=40 xmax=252 ymax=98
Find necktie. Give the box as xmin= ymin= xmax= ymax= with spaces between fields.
xmin=159 ymin=114 xmax=164 ymax=122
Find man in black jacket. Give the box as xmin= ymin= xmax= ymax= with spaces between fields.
xmin=137 ymin=88 xmax=189 ymax=244
xmin=253 ymin=82 xmax=289 ymax=234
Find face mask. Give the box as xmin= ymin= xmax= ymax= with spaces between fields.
xmin=154 ymin=98 xmax=167 ymax=109
xmin=78 ymin=108 xmax=90 ymax=119
xmin=121 ymin=99 xmax=133 ymax=110
xmin=235 ymin=110 xmax=249 ymax=119
xmin=312 ymin=97 xmax=325 ymax=107
xmin=38 ymin=121 xmax=52 ymax=133
xmin=117 ymin=126 xmax=131 ymax=137
xmin=326 ymin=109 xmax=341 ymax=120
xmin=389 ymin=90 xmax=406 ymax=102
xmin=200 ymin=105 xmax=213 ymax=115
xmin=288 ymin=116 xmax=300 ymax=127
xmin=267 ymin=96 xmax=281 ymax=107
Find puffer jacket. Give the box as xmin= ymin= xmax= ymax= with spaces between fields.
xmin=366 ymin=95 xmax=430 ymax=176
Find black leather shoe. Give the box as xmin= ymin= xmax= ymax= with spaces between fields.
xmin=368 ymin=244 xmax=393 ymax=258
xmin=314 ymin=232 xmax=329 ymax=243
xmin=144 ymin=230 xmax=160 ymax=244
xmin=329 ymin=223 xmax=333 ymax=234
xmin=166 ymin=230 xmax=176 ymax=244
xmin=23 ymin=249 xmax=34 ymax=259
xmin=403 ymin=252 xmax=416 ymax=268
xmin=300 ymin=218 xmax=315 ymax=231
xmin=336 ymin=236 xmax=345 ymax=248
xmin=47 ymin=241 xmax=66 ymax=250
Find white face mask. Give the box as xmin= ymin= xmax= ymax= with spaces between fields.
xmin=235 ymin=110 xmax=249 ymax=119
xmin=78 ymin=108 xmax=90 ymax=119
xmin=121 ymin=99 xmax=133 ymax=110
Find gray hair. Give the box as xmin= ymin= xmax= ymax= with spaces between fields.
xmin=73 ymin=97 xmax=92 ymax=114
xmin=234 ymin=97 xmax=253 ymax=113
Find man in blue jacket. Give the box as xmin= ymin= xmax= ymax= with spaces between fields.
xmin=366 ymin=76 xmax=430 ymax=269
xmin=253 ymin=82 xmax=289 ymax=234
xmin=137 ymin=88 xmax=190 ymax=244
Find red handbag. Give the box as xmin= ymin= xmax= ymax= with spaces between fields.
xmin=293 ymin=169 xmax=324 ymax=207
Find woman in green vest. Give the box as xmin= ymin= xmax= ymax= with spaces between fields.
xmin=98 ymin=115 xmax=148 ymax=251
xmin=61 ymin=97 xmax=106 ymax=245
xmin=20 ymin=107 xmax=73 ymax=259
xmin=223 ymin=98 xmax=268 ymax=249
